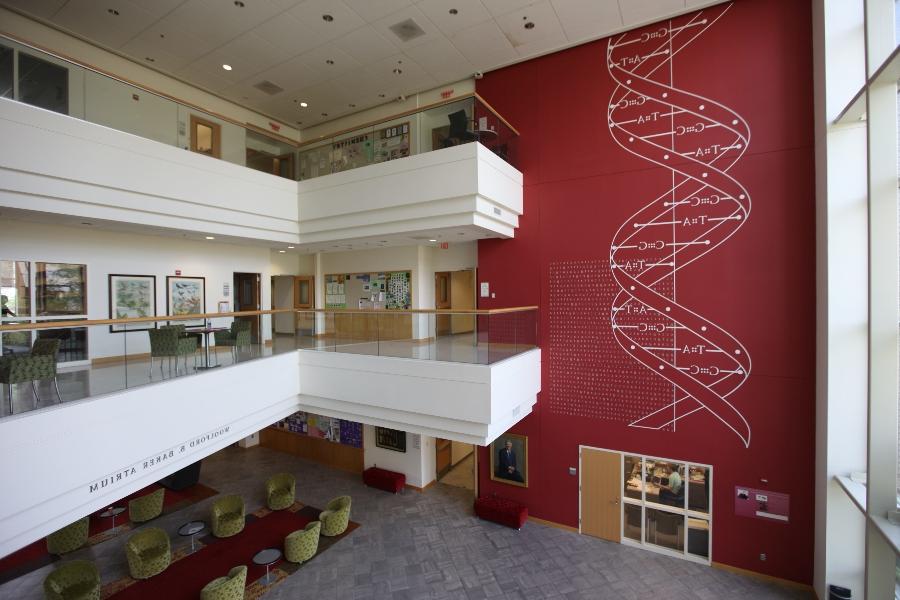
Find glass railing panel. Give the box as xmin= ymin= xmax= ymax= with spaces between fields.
xmin=419 ymin=97 xmax=476 ymax=153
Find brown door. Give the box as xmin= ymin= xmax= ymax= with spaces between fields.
xmin=435 ymin=272 xmax=451 ymax=336
xmin=436 ymin=438 xmax=452 ymax=478
xmin=190 ymin=115 xmax=221 ymax=158
xmin=233 ymin=272 xmax=260 ymax=343
xmin=293 ymin=276 xmax=314 ymax=336
xmin=581 ymin=448 xmax=621 ymax=542
xmin=275 ymin=152 xmax=294 ymax=179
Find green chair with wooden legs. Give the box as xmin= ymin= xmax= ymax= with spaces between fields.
xmin=43 ymin=559 xmax=100 ymax=600
xmin=285 ymin=520 xmax=320 ymax=563
xmin=318 ymin=495 xmax=351 ymax=537
xmin=1 ymin=338 xmax=61 ymax=412
xmin=128 ymin=487 xmax=165 ymax=523
xmin=125 ymin=527 xmax=171 ymax=579
xmin=46 ymin=516 xmax=89 ymax=555
xmin=214 ymin=320 xmax=252 ymax=362
xmin=148 ymin=327 xmax=197 ymax=377
xmin=265 ymin=472 xmax=295 ymax=510
xmin=200 ymin=565 xmax=247 ymax=600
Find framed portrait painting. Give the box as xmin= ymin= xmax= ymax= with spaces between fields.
xmin=490 ymin=433 xmax=528 ymax=488
xmin=166 ymin=276 xmax=205 ymax=326
xmin=108 ymin=274 xmax=156 ymax=332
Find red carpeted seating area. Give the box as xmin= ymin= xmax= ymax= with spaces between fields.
xmin=363 ymin=466 xmax=406 ymax=493
xmin=474 ymin=495 xmax=528 ymax=530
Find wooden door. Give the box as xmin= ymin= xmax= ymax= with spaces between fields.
xmin=275 ymin=152 xmax=294 ymax=179
xmin=234 ymin=272 xmax=260 ymax=343
xmin=293 ymin=276 xmax=314 ymax=335
xmin=580 ymin=448 xmax=621 ymax=542
xmin=435 ymin=272 xmax=451 ymax=336
xmin=190 ymin=115 xmax=221 ymax=158
xmin=436 ymin=438 xmax=452 ymax=478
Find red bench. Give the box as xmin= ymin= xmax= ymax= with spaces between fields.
xmin=363 ymin=466 xmax=406 ymax=494
xmin=474 ymin=495 xmax=528 ymax=529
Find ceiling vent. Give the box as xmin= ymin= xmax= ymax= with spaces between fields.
xmin=253 ymin=80 xmax=284 ymax=95
xmin=389 ymin=18 xmax=426 ymax=43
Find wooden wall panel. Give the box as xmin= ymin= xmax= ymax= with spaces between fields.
xmin=260 ymin=427 xmax=364 ymax=474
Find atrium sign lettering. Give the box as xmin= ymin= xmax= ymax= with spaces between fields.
xmin=87 ymin=425 xmax=231 ymax=495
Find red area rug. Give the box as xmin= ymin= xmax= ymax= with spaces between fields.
xmin=105 ymin=504 xmax=358 ymax=600
xmin=0 ymin=483 xmax=217 ymax=585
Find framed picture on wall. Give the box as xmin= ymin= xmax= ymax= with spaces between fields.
xmin=35 ymin=262 xmax=87 ymax=316
xmin=375 ymin=427 xmax=406 ymax=453
xmin=108 ymin=274 xmax=156 ymax=332
xmin=166 ymin=276 xmax=205 ymax=326
xmin=490 ymin=433 xmax=528 ymax=488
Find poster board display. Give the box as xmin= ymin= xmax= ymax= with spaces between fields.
xmin=274 ymin=411 xmax=362 ymax=448
xmin=324 ymin=274 xmax=347 ymax=308
xmin=374 ymin=121 xmax=410 ymax=163
xmin=326 ymin=271 xmax=411 ymax=310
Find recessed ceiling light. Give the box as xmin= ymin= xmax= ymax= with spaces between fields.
xmin=321 ymin=112 xmax=328 ymax=117
xmin=524 ymin=21 xmax=535 ymax=29
xmin=159 ymin=33 xmax=165 ymax=38
xmin=449 ymin=8 xmax=458 ymax=15
xmin=300 ymin=101 xmax=308 ymax=107
xmin=348 ymin=103 xmax=356 ymax=108
xmin=428 ymin=239 xmax=437 ymax=242
xmin=107 ymin=8 xmax=119 ymax=16
xmin=322 ymin=14 xmax=333 ymax=22
xmin=393 ymin=68 xmax=402 ymax=74
xmin=205 ymin=236 xmax=215 ymax=240
xmin=278 ymin=250 xmax=286 ymax=253
xmin=287 ymin=246 xmax=295 ymax=249
xmin=145 ymin=57 xmax=155 ymax=62
xmin=234 ymin=0 xmax=244 ymax=6
xmin=222 ymin=64 xmax=232 ymax=71
xmin=378 ymin=93 xmax=386 ymax=98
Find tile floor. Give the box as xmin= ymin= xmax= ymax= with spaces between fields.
xmin=0 ymin=445 xmax=813 ymax=599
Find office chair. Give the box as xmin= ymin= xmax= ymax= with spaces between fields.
xmin=442 ymin=110 xmax=478 ymax=147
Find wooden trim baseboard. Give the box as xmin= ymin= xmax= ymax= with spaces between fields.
xmin=91 ymin=352 xmax=150 ymax=365
xmin=405 ymin=480 xmax=437 ymax=493
xmin=711 ymin=562 xmax=815 ymax=595
xmin=528 ymin=516 xmax=579 ymax=533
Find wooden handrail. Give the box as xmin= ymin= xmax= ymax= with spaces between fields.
xmin=297 ymin=92 xmax=520 ymax=148
xmin=0 ymin=306 xmax=538 ymax=331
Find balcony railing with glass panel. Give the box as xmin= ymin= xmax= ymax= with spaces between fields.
xmin=0 ymin=306 xmax=537 ymax=419
xmin=0 ymin=34 xmax=518 ymax=182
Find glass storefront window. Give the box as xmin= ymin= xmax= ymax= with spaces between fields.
xmin=687 ymin=517 xmax=710 ymax=559
xmin=645 ymin=460 xmax=686 ymax=508
xmin=645 ymin=507 xmax=684 ymax=552
xmin=18 ymin=52 xmax=68 ymax=114
xmin=624 ymin=503 xmax=642 ymax=541
xmin=688 ymin=465 xmax=710 ymax=514
xmin=0 ymin=44 xmax=12 ymax=98
xmin=624 ymin=455 xmax=643 ymax=500
xmin=1 ymin=260 xmax=30 ymax=318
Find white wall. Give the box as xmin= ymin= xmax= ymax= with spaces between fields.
xmin=0 ymin=8 xmax=300 ymax=141
xmin=363 ymin=425 xmax=436 ymax=489
xmin=0 ymin=220 xmax=297 ymax=359
xmin=273 ymin=275 xmax=294 ymax=334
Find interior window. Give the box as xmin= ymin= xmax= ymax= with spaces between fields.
xmin=0 ymin=44 xmax=12 ymax=99
xmin=18 ymin=52 xmax=68 ymax=114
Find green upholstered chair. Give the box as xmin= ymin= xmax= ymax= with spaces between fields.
xmin=46 ymin=516 xmax=89 ymax=555
xmin=128 ymin=488 xmax=164 ymax=523
xmin=214 ymin=320 xmax=252 ymax=361
xmin=43 ymin=559 xmax=100 ymax=600
xmin=211 ymin=495 xmax=245 ymax=538
xmin=265 ymin=473 xmax=296 ymax=510
xmin=148 ymin=327 xmax=197 ymax=377
xmin=285 ymin=520 xmax=320 ymax=563
xmin=1 ymin=338 xmax=61 ymax=411
xmin=125 ymin=527 xmax=171 ymax=579
xmin=318 ymin=495 xmax=351 ymax=537
xmin=200 ymin=565 xmax=247 ymax=600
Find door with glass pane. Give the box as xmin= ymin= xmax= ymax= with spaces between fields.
xmin=294 ymin=276 xmax=314 ymax=336
xmin=580 ymin=447 xmax=621 ymax=541
xmin=190 ymin=114 xmax=221 ymax=158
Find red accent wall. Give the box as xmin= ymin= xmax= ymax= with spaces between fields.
xmin=476 ymin=0 xmax=814 ymax=584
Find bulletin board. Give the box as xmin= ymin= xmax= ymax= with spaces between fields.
xmin=326 ymin=270 xmax=411 ymax=310
xmin=331 ymin=132 xmax=373 ymax=173
xmin=373 ymin=121 xmax=410 ymax=163
xmin=274 ymin=411 xmax=363 ymax=448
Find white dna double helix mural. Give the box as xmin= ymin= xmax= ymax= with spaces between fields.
xmin=606 ymin=4 xmax=753 ymax=447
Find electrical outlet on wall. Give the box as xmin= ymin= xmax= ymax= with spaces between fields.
xmin=759 ymin=553 xmax=766 ymax=561
xmin=568 ymin=467 xmax=577 ymax=476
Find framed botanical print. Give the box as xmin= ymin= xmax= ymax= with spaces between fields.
xmin=108 ymin=274 xmax=156 ymax=332
xmin=490 ymin=433 xmax=528 ymax=488
xmin=35 ymin=262 xmax=86 ymax=316
xmin=166 ymin=276 xmax=205 ymax=326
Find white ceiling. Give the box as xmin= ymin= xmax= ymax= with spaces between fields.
xmin=0 ymin=0 xmax=724 ymax=128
